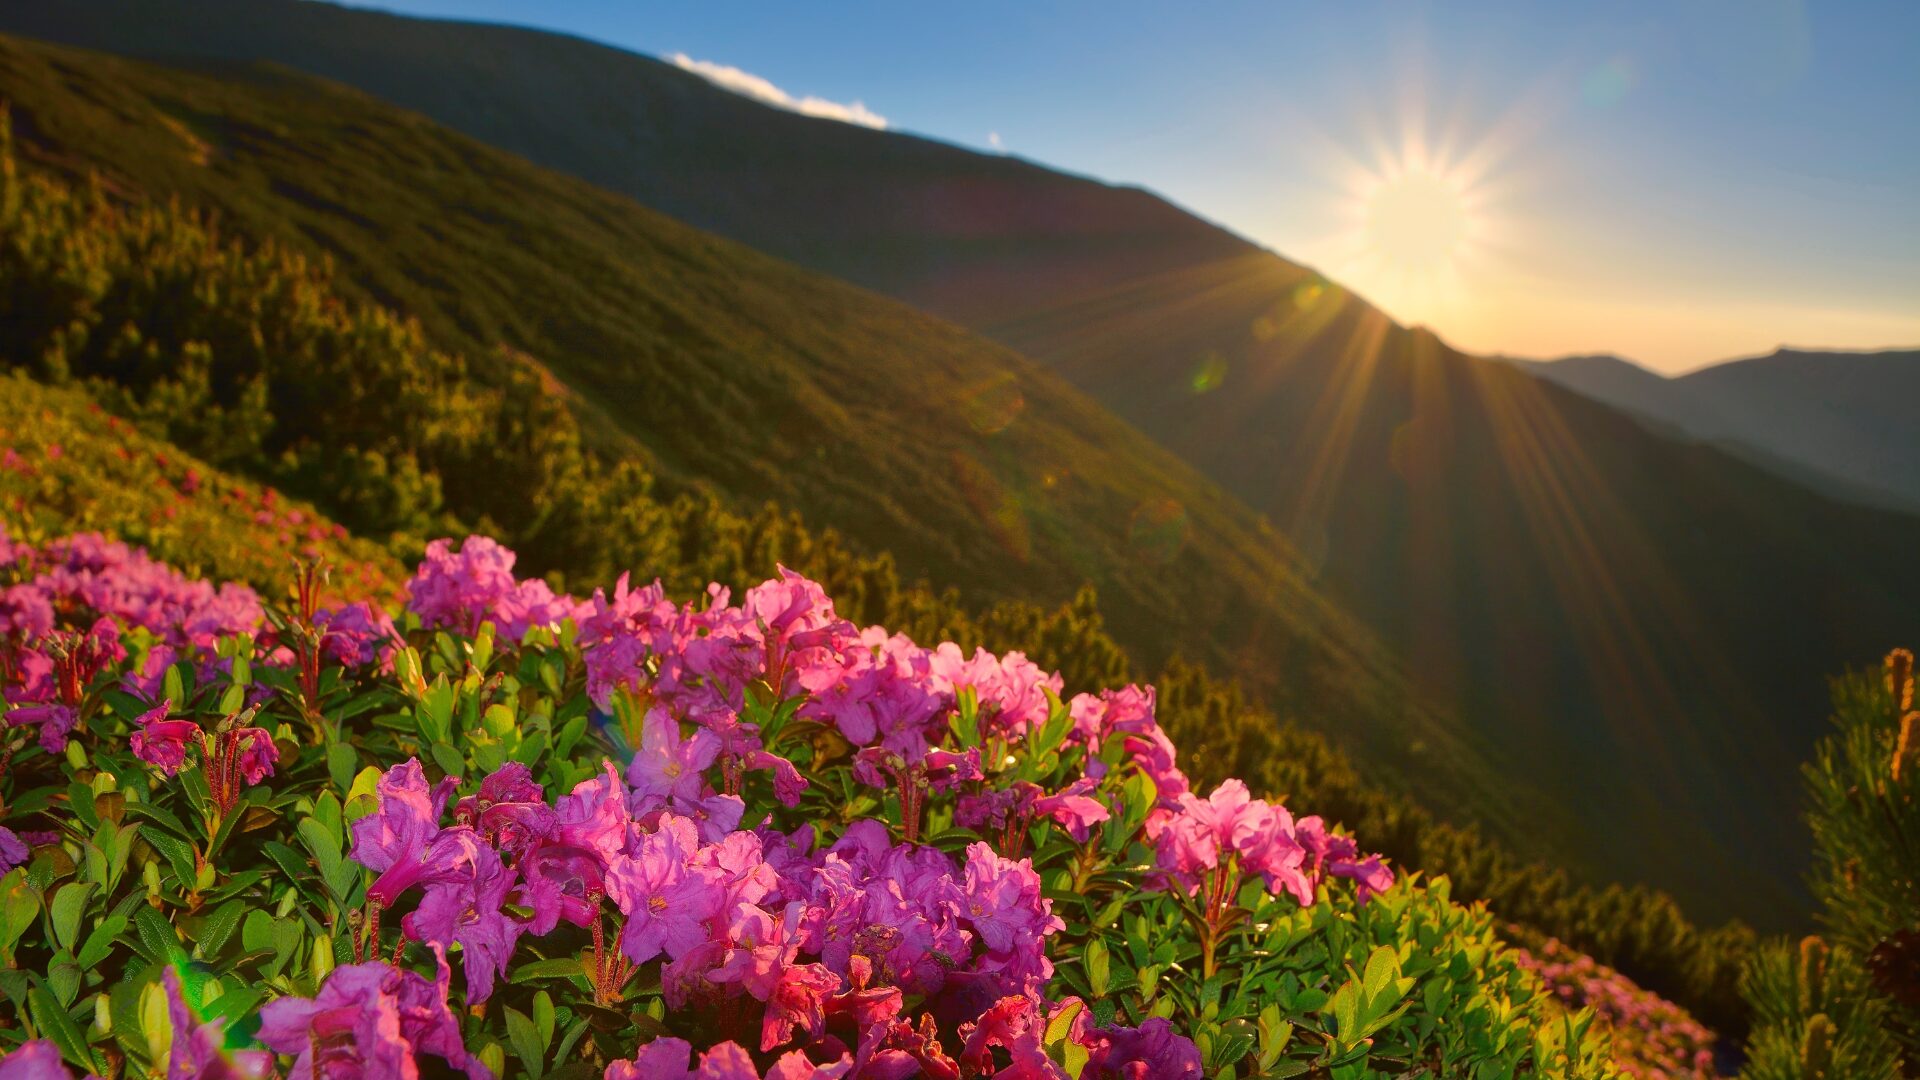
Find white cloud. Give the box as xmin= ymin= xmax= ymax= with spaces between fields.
xmin=988 ymin=131 xmax=1005 ymax=152
xmin=667 ymin=53 xmax=888 ymax=130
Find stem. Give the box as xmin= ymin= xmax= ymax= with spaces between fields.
xmin=360 ymin=900 xmax=382 ymax=964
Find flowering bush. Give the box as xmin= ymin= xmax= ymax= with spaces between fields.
xmin=0 ymin=531 xmax=1618 ymax=1077
xmin=1510 ymin=932 xmax=1718 ymax=1078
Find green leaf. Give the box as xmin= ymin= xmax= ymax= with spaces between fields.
xmin=144 ymin=830 xmax=199 ymax=888
xmin=552 ymin=1017 xmax=591 ymax=1071
xmin=1085 ymin=939 xmax=1110 ymax=998
xmin=192 ymin=900 xmax=246 ymax=960
xmin=77 ymin=914 xmax=128 ymax=970
xmin=326 ymin=744 xmax=358 ymax=796
xmin=512 ymin=957 xmax=589 ymax=984
xmin=1361 ymin=945 xmax=1399 ymax=1006
xmin=1043 ymin=998 xmax=1084 ymax=1046
xmin=430 ymin=741 xmax=465 ymax=779
xmin=297 ymin=818 xmax=357 ymax=902
xmin=503 ymin=1006 xmax=545 ymax=1079
xmin=29 ymin=983 xmax=97 ymax=1073
xmin=533 ymin=990 xmax=556 ymax=1049
xmin=48 ymin=883 xmax=91 ymax=952
xmin=132 ymin=906 xmax=178 ymax=965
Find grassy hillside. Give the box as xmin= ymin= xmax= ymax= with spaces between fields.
xmin=0 ymin=371 xmax=400 ymax=595
xmin=0 ymin=35 xmax=1542 ymax=843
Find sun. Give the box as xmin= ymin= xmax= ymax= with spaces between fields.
xmin=1363 ymin=166 xmax=1471 ymax=273
xmin=1319 ymin=139 xmax=1497 ymax=323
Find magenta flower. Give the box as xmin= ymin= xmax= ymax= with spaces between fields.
xmin=406 ymin=536 xmax=521 ymax=635
xmin=7 ymin=703 xmax=78 ymax=755
xmin=522 ymin=843 xmax=607 ymax=934
xmin=554 ymin=762 xmax=632 ymax=856
xmin=455 ymin=762 xmax=556 ymax=856
xmin=759 ymin=961 xmax=843 ymax=1051
xmin=1030 ymin=778 xmax=1111 ymax=843
xmin=714 ymin=901 xmax=804 ymax=1001
xmin=628 ymin=707 xmax=720 ymax=803
xmin=605 ymin=1039 xmax=765 ymax=1080
xmin=743 ymin=749 xmax=809 ymax=808
xmin=233 ymin=728 xmax=278 ymax=785
xmin=404 ymin=842 xmax=526 ymax=1004
xmin=1082 ymin=1017 xmax=1204 ymax=1079
xmin=128 ymin=700 xmax=194 ymax=776
xmin=957 ymin=995 xmax=1053 ymax=1078
xmin=765 ymin=1050 xmax=855 ymax=1080
xmin=0 ymin=1041 xmax=74 ymax=1080
xmin=605 ymin=814 xmax=725 ymax=964
xmin=312 ymin=602 xmax=399 ymax=667
xmin=1332 ymin=853 xmax=1395 ymax=903
xmin=606 ymin=1038 xmax=695 ymax=1080
xmin=0 ymin=828 xmax=29 ymax=874
xmin=349 ymin=760 xmax=476 ymax=905
xmin=959 ymin=842 xmax=1064 ymax=992
xmin=256 ymin=947 xmax=489 ymax=1080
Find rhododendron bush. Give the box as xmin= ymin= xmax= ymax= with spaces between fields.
xmin=1509 ymin=933 xmax=1717 ymax=1079
xmin=0 ymin=531 xmax=1620 ymax=1078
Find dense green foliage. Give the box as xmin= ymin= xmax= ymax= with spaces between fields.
xmin=0 ymin=95 xmax=1761 ymax=1042
xmin=1736 ymin=652 xmax=1919 ymax=1076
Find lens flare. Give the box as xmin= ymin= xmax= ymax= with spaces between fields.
xmin=1189 ymin=353 xmax=1228 ymax=393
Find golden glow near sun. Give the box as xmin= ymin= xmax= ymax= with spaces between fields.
xmin=1363 ymin=167 xmax=1471 ymax=273
xmin=1295 ymin=90 xmax=1516 ymax=331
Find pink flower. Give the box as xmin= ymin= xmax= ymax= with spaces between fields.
xmin=129 ymin=700 xmax=195 ymax=776
xmin=1082 ymin=1017 xmax=1204 ymax=1079
xmin=234 ymin=727 xmax=278 ymax=785
xmin=349 ymin=760 xmax=476 ymax=905
xmin=627 ymin=707 xmax=719 ymax=803
xmin=760 ymin=961 xmax=843 ymax=1051
xmin=0 ymin=828 xmax=29 ymax=875
xmin=606 ymin=815 xmax=724 ymax=964
xmin=403 ymin=842 xmax=525 ymax=1004
xmin=256 ymin=946 xmax=488 ymax=1080
xmin=0 ymin=1041 xmax=74 ymax=1080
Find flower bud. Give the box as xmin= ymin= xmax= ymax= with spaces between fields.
xmin=1894 ymin=711 xmax=1919 ymax=783
xmin=1799 ymin=1013 xmax=1833 ymax=1080
xmin=1889 ymin=649 xmax=1916 ymax=711
xmin=310 ymin=932 xmax=335 ymax=983
xmin=1798 ymin=936 xmax=1827 ymax=1011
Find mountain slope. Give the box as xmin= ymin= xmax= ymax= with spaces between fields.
xmin=0 ymin=34 xmax=1541 ymax=847
xmin=1522 ymin=348 xmax=1920 ymax=510
xmin=10 ymin=2 xmax=1915 ymax=926
xmin=0 ymin=372 xmax=403 ymax=594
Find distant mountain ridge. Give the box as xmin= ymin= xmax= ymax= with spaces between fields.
xmin=1517 ymin=348 xmax=1920 ymax=511
xmin=12 ymin=0 xmax=1920 ymax=930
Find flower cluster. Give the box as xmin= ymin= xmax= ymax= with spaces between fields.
xmin=1511 ymin=934 xmax=1719 ymax=1079
xmin=1 ymin=528 xmax=264 ymax=753
xmin=3 ymin=532 xmax=1593 ymax=1080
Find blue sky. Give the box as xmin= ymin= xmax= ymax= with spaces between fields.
xmin=364 ymin=0 xmax=1918 ymax=372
